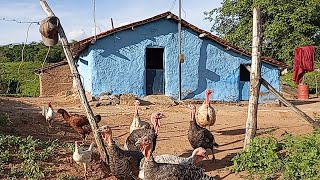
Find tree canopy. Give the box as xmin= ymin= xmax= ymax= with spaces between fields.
xmin=0 ymin=41 xmax=65 ymax=63
xmin=205 ymin=0 xmax=320 ymax=65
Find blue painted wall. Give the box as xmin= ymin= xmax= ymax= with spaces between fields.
xmin=76 ymin=19 xmax=280 ymax=103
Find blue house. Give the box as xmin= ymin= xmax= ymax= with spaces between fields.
xmin=71 ymin=12 xmax=287 ymax=103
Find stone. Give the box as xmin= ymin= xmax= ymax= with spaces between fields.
xmin=119 ymin=94 xmax=137 ymax=106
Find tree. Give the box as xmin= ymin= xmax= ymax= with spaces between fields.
xmin=205 ymin=0 xmax=320 ymax=65
xmin=0 ymin=41 xmax=65 ymax=63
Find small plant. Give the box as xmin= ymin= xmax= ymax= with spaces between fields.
xmin=0 ymin=150 xmax=11 ymax=163
xmin=57 ymin=173 xmax=79 ymax=180
xmin=0 ymin=112 xmax=11 ymax=126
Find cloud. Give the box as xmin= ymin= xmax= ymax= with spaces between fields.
xmin=68 ymin=29 xmax=87 ymax=41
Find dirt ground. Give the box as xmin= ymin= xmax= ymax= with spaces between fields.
xmin=0 ymin=94 xmax=319 ymax=180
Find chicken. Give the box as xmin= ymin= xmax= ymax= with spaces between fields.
xmin=138 ymin=147 xmax=208 ymax=179
xmin=197 ymin=89 xmax=216 ymax=129
xmin=97 ymin=125 xmax=143 ymax=179
xmin=57 ymin=108 xmax=101 ymax=141
xmin=130 ymin=100 xmax=151 ymax=133
xmin=73 ymin=141 xmax=95 ymax=179
xmin=125 ymin=112 xmax=163 ymax=152
xmin=42 ymin=102 xmax=55 ymax=128
xmin=135 ymin=135 xmax=216 ymax=180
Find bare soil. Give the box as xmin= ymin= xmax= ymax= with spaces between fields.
xmin=0 ymin=94 xmax=319 ymax=180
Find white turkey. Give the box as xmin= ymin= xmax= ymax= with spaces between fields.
xmin=197 ymin=89 xmax=216 ymax=129
xmin=129 ymin=100 xmax=151 ymax=133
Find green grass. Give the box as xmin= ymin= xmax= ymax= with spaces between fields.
xmin=0 ymin=135 xmax=62 ymax=179
xmin=231 ymin=132 xmax=320 ymax=180
xmin=0 ymin=61 xmax=48 ymax=97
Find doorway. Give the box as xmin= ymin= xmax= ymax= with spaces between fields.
xmin=239 ymin=64 xmax=251 ymax=100
xmin=146 ymin=48 xmax=164 ymax=95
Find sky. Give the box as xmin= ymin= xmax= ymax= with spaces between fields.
xmin=0 ymin=0 xmax=222 ymax=45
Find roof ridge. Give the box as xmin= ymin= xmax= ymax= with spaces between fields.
xmin=67 ymin=11 xmax=287 ymax=68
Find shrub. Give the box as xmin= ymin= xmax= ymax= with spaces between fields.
xmin=231 ymin=137 xmax=283 ymax=179
xmin=232 ymin=133 xmax=320 ymax=179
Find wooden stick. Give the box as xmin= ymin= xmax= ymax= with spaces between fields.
xmin=40 ymin=0 xmax=108 ymax=163
xmin=245 ymin=65 xmax=320 ymax=131
xmin=244 ymin=7 xmax=262 ymax=149
xmin=260 ymin=78 xmax=320 ymax=130
xmin=315 ymin=74 xmax=318 ymax=97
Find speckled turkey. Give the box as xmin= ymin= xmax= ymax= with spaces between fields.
xmin=97 ymin=125 xmax=143 ymax=180
xmin=136 ymin=135 xmax=216 ymax=180
xmin=138 ymin=147 xmax=208 ymax=179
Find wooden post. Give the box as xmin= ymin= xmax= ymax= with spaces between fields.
xmin=245 ymin=65 xmax=320 ymax=131
xmin=315 ymin=74 xmax=318 ymax=97
xmin=40 ymin=0 xmax=108 ymax=163
xmin=244 ymin=7 xmax=262 ymax=149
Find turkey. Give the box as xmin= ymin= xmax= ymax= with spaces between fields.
xmin=138 ymin=147 xmax=208 ymax=179
xmin=125 ymin=112 xmax=163 ymax=152
xmin=97 ymin=125 xmax=143 ymax=180
xmin=130 ymin=100 xmax=151 ymax=133
xmin=188 ymin=104 xmax=219 ymax=161
xmin=197 ymin=89 xmax=216 ymax=129
xmin=135 ymin=135 xmax=216 ymax=180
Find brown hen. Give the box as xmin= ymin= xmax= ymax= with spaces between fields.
xmin=57 ymin=108 xmax=101 ymax=141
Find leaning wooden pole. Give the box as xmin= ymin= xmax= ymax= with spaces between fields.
xmin=244 ymin=7 xmax=262 ymax=149
xmin=245 ymin=65 xmax=320 ymax=131
xmin=260 ymin=78 xmax=320 ymax=131
xmin=40 ymin=0 xmax=108 ymax=163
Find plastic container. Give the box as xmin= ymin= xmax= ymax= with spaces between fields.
xmin=298 ymin=84 xmax=309 ymax=100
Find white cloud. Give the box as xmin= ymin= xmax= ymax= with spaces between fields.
xmin=68 ymin=29 xmax=87 ymax=41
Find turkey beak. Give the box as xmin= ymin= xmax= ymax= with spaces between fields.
xmin=135 ymin=138 xmax=143 ymax=147
xmin=159 ymin=113 xmax=165 ymax=118
xmin=97 ymin=126 xmax=107 ymax=133
xmin=96 ymin=128 xmax=104 ymax=133
xmin=204 ymin=153 xmax=209 ymax=160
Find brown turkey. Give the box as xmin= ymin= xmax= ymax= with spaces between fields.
xmin=135 ymin=135 xmax=216 ymax=180
xmin=196 ymin=89 xmax=216 ymax=129
xmin=188 ymin=104 xmax=219 ymax=161
xmin=97 ymin=125 xmax=143 ymax=180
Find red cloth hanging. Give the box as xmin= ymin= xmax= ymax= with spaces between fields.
xmin=292 ymin=46 xmax=316 ymax=84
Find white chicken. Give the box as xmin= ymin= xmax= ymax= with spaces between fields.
xmin=129 ymin=100 xmax=151 ymax=133
xmin=196 ymin=89 xmax=216 ymax=129
xmin=41 ymin=102 xmax=55 ymax=128
xmin=73 ymin=141 xmax=95 ymax=179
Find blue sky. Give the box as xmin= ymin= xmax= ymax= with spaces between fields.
xmin=0 ymin=0 xmax=222 ymax=45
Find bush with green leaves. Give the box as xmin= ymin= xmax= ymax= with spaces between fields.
xmin=232 ymin=133 xmax=320 ymax=179
xmin=232 ymin=137 xmax=283 ymax=179
xmin=281 ymin=133 xmax=320 ymax=180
